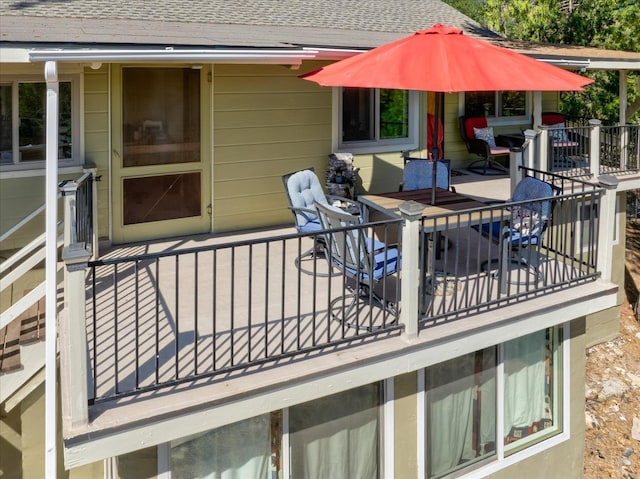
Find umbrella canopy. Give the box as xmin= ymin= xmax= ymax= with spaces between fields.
xmin=300 ymin=24 xmax=593 ymax=92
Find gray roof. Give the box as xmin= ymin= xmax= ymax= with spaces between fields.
xmin=0 ymin=0 xmax=495 ymax=49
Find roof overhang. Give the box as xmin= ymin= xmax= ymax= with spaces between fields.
xmin=27 ymin=47 xmax=321 ymax=65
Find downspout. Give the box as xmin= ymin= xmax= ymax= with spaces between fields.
xmin=44 ymin=60 xmax=59 ymax=478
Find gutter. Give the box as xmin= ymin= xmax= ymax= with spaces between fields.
xmin=28 ymin=48 xmax=320 ymax=65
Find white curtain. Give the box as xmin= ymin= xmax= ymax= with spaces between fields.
xmin=290 ymin=384 xmax=379 ymax=479
xmin=170 ymin=414 xmax=271 ymax=479
xmin=503 ymin=330 xmax=547 ymax=439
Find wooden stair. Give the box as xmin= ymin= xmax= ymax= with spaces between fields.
xmin=0 ymin=297 xmax=46 ymax=374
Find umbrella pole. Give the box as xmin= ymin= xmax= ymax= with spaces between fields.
xmin=430 ymin=92 xmax=443 ymax=205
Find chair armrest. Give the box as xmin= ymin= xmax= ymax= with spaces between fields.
xmin=326 ymin=195 xmax=363 ymax=216
xmin=467 ymin=138 xmax=491 ymax=156
xmin=495 ymin=135 xmax=520 ymax=148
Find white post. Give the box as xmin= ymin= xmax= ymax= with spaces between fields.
xmin=589 ymin=119 xmax=602 ymax=177
xmin=399 ymin=201 xmax=424 ymax=339
xmin=539 ymin=127 xmax=549 ymax=172
xmin=44 ymin=60 xmax=58 ymax=479
xmin=532 ymin=91 xmax=542 ymax=129
xmin=619 ymin=71 xmax=629 ymax=171
xmin=509 ymin=147 xmax=522 ymax=194
xmin=523 ymin=129 xmax=537 ymax=173
xmin=597 ymin=175 xmax=619 ymax=282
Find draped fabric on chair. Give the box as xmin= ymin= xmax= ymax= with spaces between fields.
xmin=170 ymin=414 xmax=271 ymax=478
xmin=289 ymin=384 xmax=380 ymax=479
xmin=403 ymin=158 xmax=451 ymax=191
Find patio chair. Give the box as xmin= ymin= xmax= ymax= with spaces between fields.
xmin=282 ymin=168 xmax=363 ymax=276
xmin=315 ymin=201 xmax=400 ymax=330
xmin=459 ymin=116 xmax=518 ymax=175
xmin=400 ymin=156 xmax=454 ymax=192
xmin=476 ymin=176 xmax=560 ymax=290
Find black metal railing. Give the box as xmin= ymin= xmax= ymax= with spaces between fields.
xmin=600 ymin=124 xmax=640 ymax=174
xmin=418 ymin=169 xmax=602 ymax=326
xmin=75 ymin=173 xmax=94 ymax=252
xmin=547 ymin=125 xmax=591 ymax=175
xmin=86 ymin=219 xmax=403 ymax=403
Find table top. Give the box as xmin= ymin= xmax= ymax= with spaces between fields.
xmin=359 ymin=188 xmax=495 ymax=233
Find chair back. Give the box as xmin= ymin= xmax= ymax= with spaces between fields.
xmin=461 ymin=116 xmax=489 ymax=142
xmin=403 ymin=158 xmax=450 ymax=191
xmin=541 ymin=112 xmax=567 ymax=126
xmin=282 ymin=168 xmax=328 ymax=230
xmin=511 ymin=177 xmax=557 ymax=220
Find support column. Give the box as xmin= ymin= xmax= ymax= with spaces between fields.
xmin=399 ymin=201 xmax=424 ymax=339
xmin=44 ymin=60 xmax=58 ymax=479
xmin=589 ymin=119 xmax=602 ymax=177
xmin=539 ymin=127 xmax=549 ymax=172
xmin=597 ymin=175 xmax=619 ymax=282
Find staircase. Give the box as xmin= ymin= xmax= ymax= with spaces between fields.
xmin=0 ymin=296 xmax=46 ymax=374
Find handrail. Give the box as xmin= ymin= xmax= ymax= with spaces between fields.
xmin=0 ymin=221 xmax=63 ymax=275
xmin=0 ymin=193 xmax=61 ymax=243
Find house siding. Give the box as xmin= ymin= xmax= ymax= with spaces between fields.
xmin=211 ymin=62 xmax=333 ymax=232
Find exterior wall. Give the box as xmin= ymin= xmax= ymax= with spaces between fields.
xmin=116 ymin=447 xmax=157 ymax=479
xmin=394 ymin=372 xmax=418 ymax=478
xmin=584 ymin=190 xmax=626 ymax=346
xmin=83 ymin=64 xmax=111 ymax=242
xmin=211 ymin=62 xmax=333 ymax=232
xmin=0 ymin=398 xmax=22 ymax=479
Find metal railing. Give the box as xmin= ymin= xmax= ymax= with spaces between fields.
xmin=86 ymin=219 xmax=403 ymax=403
xmin=418 ymin=169 xmax=602 ymax=326
xmin=545 ymin=124 xmax=591 ymax=175
xmin=600 ymin=124 xmax=640 ymax=174
xmin=60 ymin=169 xmax=97 ymax=255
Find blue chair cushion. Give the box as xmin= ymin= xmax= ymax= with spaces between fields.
xmin=345 ymin=246 xmax=400 ymax=282
xmin=479 ymin=220 xmax=539 ymax=247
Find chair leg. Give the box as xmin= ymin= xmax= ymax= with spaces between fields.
xmin=295 ymin=241 xmax=337 ymax=278
xmin=329 ymin=284 xmax=397 ymax=331
xmin=468 ymin=157 xmax=508 ymax=176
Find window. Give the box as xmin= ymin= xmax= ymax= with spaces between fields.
xmin=464 ymin=91 xmax=528 ymax=120
xmin=0 ymin=78 xmax=78 ymax=169
xmin=289 ymin=383 xmax=382 ymax=479
xmin=424 ymin=327 xmax=563 ymax=477
xmin=340 ymin=87 xmax=418 ymax=152
xmin=170 ymin=412 xmax=280 ymax=478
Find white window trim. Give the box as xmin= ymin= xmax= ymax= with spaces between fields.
xmin=460 ymin=91 xmax=532 ymax=128
xmin=0 ymin=73 xmax=82 ymax=174
xmin=418 ymin=323 xmax=571 ymax=478
xmin=334 ymin=87 xmax=419 ymax=154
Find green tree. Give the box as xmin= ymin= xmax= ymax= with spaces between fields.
xmin=447 ymin=0 xmax=640 ymax=123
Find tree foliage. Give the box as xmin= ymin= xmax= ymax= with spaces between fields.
xmin=446 ymin=0 xmax=640 ymax=124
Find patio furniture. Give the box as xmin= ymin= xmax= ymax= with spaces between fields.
xmin=459 ymin=116 xmax=519 ymax=175
xmin=400 ymin=156 xmax=454 ymax=193
xmin=282 ymin=168 xmax=363 ymax=276
xmin=314 ymin=201 xmax=400 ymax=330
xmin=476 ymin=176 xmax=560 ymax=292
xmin=541 ymin=112 xmax=586 ymax=169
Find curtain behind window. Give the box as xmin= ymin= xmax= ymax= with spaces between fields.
xmin=289 ymin=383 xmax=380 ymax=479
xmin=171 ymin=414 xmax=271 ymax=479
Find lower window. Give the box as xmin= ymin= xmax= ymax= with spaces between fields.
xmin=425 ymin=326 xmax=563 ymax=477
xmin=289 ymin=383 xmax=382 ymax=479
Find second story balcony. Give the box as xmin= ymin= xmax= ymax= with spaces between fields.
xmin=56 ymin=163 xmax=624 ymax=467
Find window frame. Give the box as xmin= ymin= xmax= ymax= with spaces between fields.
xmin=336 ymin=87 xmax=419 ymax=154
xmin=419 ymin=324 xmax=570 ymax=478
xmin=461 ymin=91 xmax=532 ymax=128
xmin=0 ymin=74 xmax=81 ymax=173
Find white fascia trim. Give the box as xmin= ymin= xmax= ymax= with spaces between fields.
xmin=0 ymin=47 xmax=31 ymax=63
xmin=28 ymin=48 xmax=319 ymax=65
xmin=304 ymin=47 xmax=366 ymax=60
xmin=537 ymin=58 xmax=591 ymax=69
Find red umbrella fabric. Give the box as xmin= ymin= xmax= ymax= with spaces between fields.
xmin=300 ymin=24 xmax=593 ymax=92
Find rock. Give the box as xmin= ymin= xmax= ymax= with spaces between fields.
xmin=586 ymin=411 xmax=600 ymax=429
xmin=633 ymin=416 xmax=640 ymax=442
xmin=627 ymin=372 xmax=640 ymax=388
xmin=598 ymin=378 xmax=630 ymax=401
xmin=636 ymin=332 xmax=640 ymax=341
xmin=624 ymin=447 xmax=634 ymax=457
xmin=623 ymin=457 xmax=632 ymax=466
xmin=585 ymin=386 xmax=599 ymax=401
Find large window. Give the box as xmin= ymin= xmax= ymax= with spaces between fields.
xmin=424 ymin=327 xmax=563 ymax=477
xmin=340 ymin=87 xmax=418 ymax=152
xmin=0 ymin=78 xmax=76 ymax=169
xmin=464 ymin=91 xmax=528 ymax=120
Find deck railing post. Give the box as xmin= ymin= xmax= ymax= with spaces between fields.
xmin=538 ymin=127 xmax=549 ymax=172
xmin=61 ymin=244 xmax=91 ymax=428
xmin=597 ymin=175 xmax=619 ymax=282
xmin=60 ymin=180 xmax=79 ymax=246
xmin=523 ymin=129 xmax=537 ymax=174
xmin=399 ymin=201 xmax=424 ymax=338
xmin=589 ymin=119 xmax=602 ymax=176
xmin=509 ymin=147 xmax=523 ymax=191
xmin=83 ymin=166 xmax=99 ymax=259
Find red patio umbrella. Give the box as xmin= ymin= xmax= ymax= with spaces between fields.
xmin=300 ymin=24 xmax=592 ymax=93
xmin=300 ymin=24 xmax=592 ymax=203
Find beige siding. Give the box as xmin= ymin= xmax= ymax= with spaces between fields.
xmin=212 ymin=63 xmax=333 ymax=232
xmin=83 ymin=65 xmax=111 ymax=241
